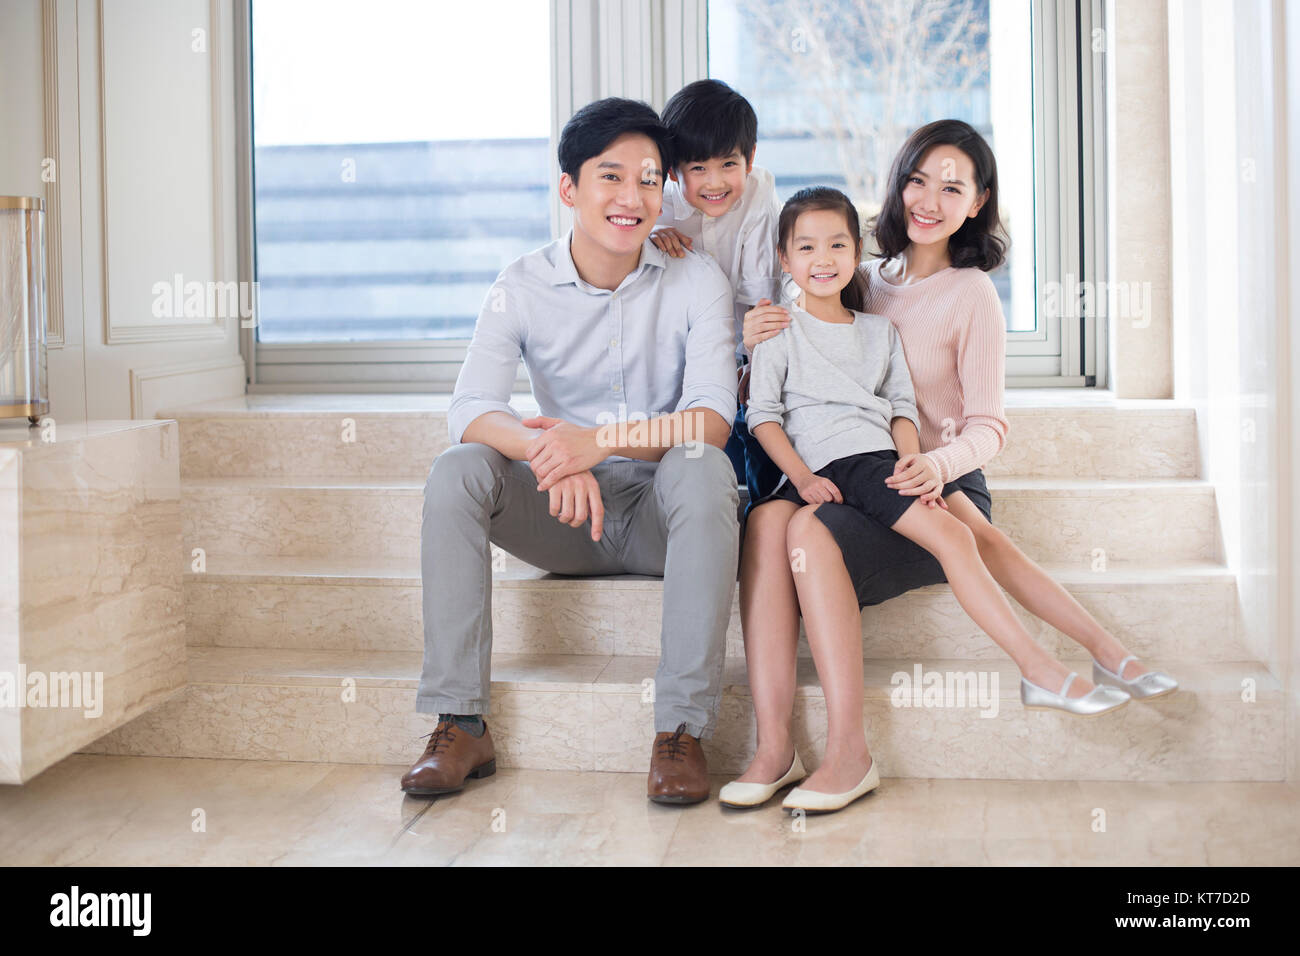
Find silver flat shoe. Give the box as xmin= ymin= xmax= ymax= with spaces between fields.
xmin=1020 ymin=671 xmax=1130 ymax=716
xmin=1092 ymin=655 xmax=1179 ymax=700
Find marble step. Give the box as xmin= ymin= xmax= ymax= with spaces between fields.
xmin=181 ymin=475 xmax=1222 ymax=566
xmin=158 ymin=391 xmax=1199 ymax=480
xmin=183 ymin=555 xmax=1246 ymax=664
xmin=80 ymin=648 xmax=1285 ymax=781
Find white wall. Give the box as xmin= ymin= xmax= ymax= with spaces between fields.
xmin=0 ymin=0 xmax=244 ymax=423
xmin=1283 ymin=0 xmax=1299 ymax=783
xmin=1169 ymin=0 xmax=1296 ymax=778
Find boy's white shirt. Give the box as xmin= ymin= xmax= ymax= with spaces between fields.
xmin=659 ymin=164 xmax=784 ymax=359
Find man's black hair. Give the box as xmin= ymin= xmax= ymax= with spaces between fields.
xmin=660 ymin=79 xmax=758 ymax=167
xmin=558 ymin=97 xmax=674 ymax=184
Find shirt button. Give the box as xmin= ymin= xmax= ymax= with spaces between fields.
xmin=609 ymin=338 xmax=619 ymax=348
xmin=613 ymin=384 xmax=622 ymax=392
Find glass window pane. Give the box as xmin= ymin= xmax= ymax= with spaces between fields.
xmin=707 ymin=0 xmax=1036 ymax=333
xmin=250 ymin=0 xmax=551 ymax=343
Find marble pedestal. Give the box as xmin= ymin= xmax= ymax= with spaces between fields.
xmin=0 ymin=419 xmax=184 ymax=784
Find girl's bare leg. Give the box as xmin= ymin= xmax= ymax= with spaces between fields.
xmin=891 ymin=499 xmax=1100 ymax=695
xmin=785 ymin=505 xmax=874 ymax=794
xmin=735 ymin=500 xmax=802 ymax=783
xmin=942 ymin=492 xmax=1150 ymax=679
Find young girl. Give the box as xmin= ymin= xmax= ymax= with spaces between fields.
xmin=723 ymin=122 xmax=1177 ymax=815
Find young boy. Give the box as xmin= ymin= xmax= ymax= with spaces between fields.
xmin=651 ymin=79 xmax=784 ymax=512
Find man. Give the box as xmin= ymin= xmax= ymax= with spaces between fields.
xmin=401 ymin=97 xmax=740 ymax=804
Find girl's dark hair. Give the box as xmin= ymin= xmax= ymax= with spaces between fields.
xmin=872 ymin=119 xmax=1007 ymax=271
xmin=777 ymin=186 xmax=869 ymax=313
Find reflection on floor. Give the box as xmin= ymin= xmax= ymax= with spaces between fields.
xmin=2 ymin=755 xmax=1297 ymax=866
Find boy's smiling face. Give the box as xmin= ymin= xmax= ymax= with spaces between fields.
xmin=670 ymin=147 xmax=753 ymax=218
xmin=559 ymin=132 xmax=664 ymax=258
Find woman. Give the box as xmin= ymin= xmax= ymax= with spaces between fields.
xmin=720 ymin=119 xmax=1178 ymax=812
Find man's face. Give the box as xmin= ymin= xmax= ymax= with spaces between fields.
xmin=560 ymin=132 xmax=664 ymax=257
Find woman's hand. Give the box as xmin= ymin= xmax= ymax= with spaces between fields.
xmin=743 ymin=299 xmax=790 ymax=353
xmin=649 ymin=227 xmax=693 ymax=258
xmin=886 ymin=453 xmax=949 ymax=509
xmin=794 ymin=473 xmax=843 ymax=505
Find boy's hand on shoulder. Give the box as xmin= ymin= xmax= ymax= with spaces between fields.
xmin=794 ymin=473 xmax=842 ymax=505
xmin=650 ymin=227 xmax=693 ymax=258
xmin=743 ymin=299 xmax=790 ymax=353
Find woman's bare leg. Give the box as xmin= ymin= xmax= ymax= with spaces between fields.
xmin=890 ymin=499 xmax=1100 ymax=695
xmin=785 ymin=505 xmax=874 ymax=794
xmin=735 ymin=499 xmax=802 ymax=783
xmin=942 ymin=492 xmax=1150 ymax=679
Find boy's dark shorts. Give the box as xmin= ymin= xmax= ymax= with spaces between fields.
xmin=752 ymin=450 xmax=994 ymax=608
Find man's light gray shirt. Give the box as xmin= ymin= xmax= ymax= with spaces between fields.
xmin=746 ymin=306 xmax=921 ymax=484
xmin=448 ymin=232 xmax=739 ymax=459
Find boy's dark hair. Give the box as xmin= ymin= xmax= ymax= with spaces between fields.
xmin=557 ymin=97 xmax=674 ymax=185
xmin=660 ymin=79 xmax=758 ymax=167
xmin=872 ymin=118 xmax=1008 ymax=272
xmin=777 ymin=186 xmax=869 ymax=314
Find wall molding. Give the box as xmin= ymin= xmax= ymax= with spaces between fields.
xmin=41 ymin=0 xmax=66 ymax=348
xmin=99 ymin=0 xmax=226 ymax=346
xmin=129 ymin=354 xmax=244 ymax=419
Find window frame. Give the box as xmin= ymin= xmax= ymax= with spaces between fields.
xmin=235 ymin=0 xmax=1103 ymax=391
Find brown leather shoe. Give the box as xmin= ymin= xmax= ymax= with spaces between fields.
xmin=647 ymin=723 xmax=709 ymax=805
xmin=400 ymin=718 xmax=496 ymax=795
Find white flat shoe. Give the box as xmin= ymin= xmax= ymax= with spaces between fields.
xmin=1092 ymin=655 xmax=1179 ymax=700
xmin=719 ymin=751 xmax=806 ymax=808
xmin=782 ymin=758 xmax=879 ymax=814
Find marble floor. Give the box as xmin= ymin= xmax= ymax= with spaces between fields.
xmin=2 ymin=755 xmax=1298 ymax=865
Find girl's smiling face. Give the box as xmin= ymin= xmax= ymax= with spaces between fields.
xmin=779 ymin=208 xmax=860 ymax=303
xmin=902 ymin=144 xmax=988 ymax=249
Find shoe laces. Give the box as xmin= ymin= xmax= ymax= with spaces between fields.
xmin=656 ymin=722 xmax=690 ymax=761
xmin=421 ymin=719 xmax=459 ymax=757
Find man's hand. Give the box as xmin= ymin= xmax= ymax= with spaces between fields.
xmin=886 ymin=453 xmax=948 ymax=509
xmin=649 ymin=226 xmax=693 ymax=258
xmin=794 ymin=472 xmax=843 ymax=505
xmin=521 ymin=416 xmax=610 ymax=490
xmin=545 ymin=470 xmax=606 ymax=541
xmin=743 ymin=299 xmax=791 ymax=353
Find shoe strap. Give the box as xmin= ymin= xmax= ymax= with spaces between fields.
xmin=1059 ymin=671 xmax=1077 ymax=696
xmin=1116 ymin=655 xmax=1139 ymax=677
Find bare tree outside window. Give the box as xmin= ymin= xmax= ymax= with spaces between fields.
xmin=710 ymin=0 xmax=1035 ymax=333
xmin=742 ymin=0 xmax=990 ymax=211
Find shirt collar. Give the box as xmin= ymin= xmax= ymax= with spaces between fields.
xmin=665 ymin=180 xmax=702 ymax=223
xmin=550 ymin=231 xmax=667 ymax=289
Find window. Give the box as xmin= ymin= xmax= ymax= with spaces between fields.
xmin=244 ymin=0 xmax=550 ymax=384
xmin=708 ymin=0 xmax=1099 ymax=382
xmin=236 ymin=0 xmax=1102 ymax=388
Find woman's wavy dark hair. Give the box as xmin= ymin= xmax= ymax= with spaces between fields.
xmin=872 ymin=119 xmax=1007 ymax=272
xmin=777 ymin=186 xmax=869 ymax=313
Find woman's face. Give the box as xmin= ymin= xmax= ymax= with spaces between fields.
xmin=900 ymin=144 xmax=987 ymax=249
